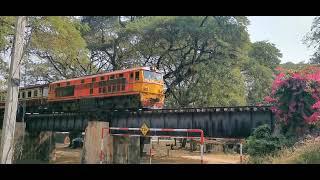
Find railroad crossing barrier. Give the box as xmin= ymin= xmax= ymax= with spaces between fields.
xmin=100 ymin=127 xmax=205 ymax=164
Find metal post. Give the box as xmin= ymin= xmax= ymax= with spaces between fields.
xmin=200 ymin=144 xmax=204 ymax=164
xmin=100 ymin=128 xmax=104 ymax=164
xmin=149 ymin=147 xmax=152 ymax=164
xmin=240 ymin=143 xmax=243 ymax=164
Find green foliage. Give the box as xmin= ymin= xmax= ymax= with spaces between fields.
xmin=305 ymin=16 xmax=320 ymax=64
xmin=125 ymin=16 xmax=251 ymax=107
xmin=27 ymin=16 xmax=90 ymax=80
xmin=249 ymin=41 xmax=282 ymax=70
xmin=244 ymin=58 xmax=274 ymax=105
xmin=293 ymin=145 xmax=320 ymax=164
xmin=243 ymin=41 xmax=282 ymax=105
xmin=0 ymin=16 xmax=15 ymax=50
xmin=0 ymin=16 xmax=286 ymax=109
xmin=244 ymin=125 xmax=287 ymax=158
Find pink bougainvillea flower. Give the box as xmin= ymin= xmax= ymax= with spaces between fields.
xmin=270 ymin=106 xmax=278 ymax=113
xmin=305 ymin=112 xmax=320 ymax=124
xmin=264 ymin=96 xmax=276 ymax=103
xmin=312 ymin=101 xmax=320 ymax=110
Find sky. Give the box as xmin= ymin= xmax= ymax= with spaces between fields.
xmin=247 ymin=16 xmax=316 ymax=64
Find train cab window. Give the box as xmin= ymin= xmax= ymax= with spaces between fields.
xmin=81 ymin=79 xmax=85 ymax=84
xmin=135 ymin=71 xmax=140 ymax=80
xmin=22 ymin=92 xmax=25 ymax=98
xmin=28 ymin=91 xmax=32 ymax=98
xmin=100 ymin=76 xmax=105 ymax=81
xmin=34 ymin=90 xmax=38 ymax=97
xmin=67 ymin=82 xmax=70 ymax=86
xmin=130 ymin=73 xmax=134 ymax=79
xmin=56 ymin=86 xmax=74 ymax=97
xmin=110 ymin=75 xmax=115 ymax=80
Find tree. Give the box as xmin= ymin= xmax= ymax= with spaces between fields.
xmin=125 ymin=16 xmax=250 ymax=107
xmin=305 ymin=16 xmax=320 ymax=64
xmin=243 ymin=41 xmax=282 ymax=105
xmin=28 ymin=16 xmax=90 ymax=80
xmin=80 ymin=16 xmax=143 ymax=73
xmin=0 ymin=16 xmax=15 ymax=90
xmin=248 ymin=41 xmax=282 ymax=70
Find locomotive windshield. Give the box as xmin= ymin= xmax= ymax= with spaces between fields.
xmin=144 ymin=70 xmax=162 ymax=81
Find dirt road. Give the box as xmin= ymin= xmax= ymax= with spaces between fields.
xmin=52 ymin=142 xmax=241 ymax=164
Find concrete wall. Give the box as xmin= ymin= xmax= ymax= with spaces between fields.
xmin=81 ymin=121 xmax=111 ymax=164
xmin=113 ymin=136 xmax=140 ymax=164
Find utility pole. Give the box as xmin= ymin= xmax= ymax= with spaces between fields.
xmin=0 ymin=16 xmax=26 ymax=164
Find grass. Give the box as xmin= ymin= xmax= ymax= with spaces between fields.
xmin=270 ymin=138 xmax=320 ymax=164
xmin=247 ymin=136 xmax=320 ymax=164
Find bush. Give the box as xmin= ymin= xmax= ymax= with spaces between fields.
xmin=244 ymin=125 xmax=287 ymax=158
xmin=264 ymin=66 xmax=320 ymax=136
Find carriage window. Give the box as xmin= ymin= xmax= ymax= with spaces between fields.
xmin=67 ymin=82 xmax=70 ymax=86
xmin=81 ymin=79 xmax=85 ymax=84
xmin=90 ymin=88 xmax=93 ymax=94
xmin=119 ymin=74 xmax=123 ymax=78
xmin=28 ymin=91 xmax=32 ymax=98
xmin=122 ymin=84 xmax=125 ymax=91
xmin=18 ymin=93 xmax=20 ymax=99
xmin=112 ymin=85 xmax=116 ymax=92
xmin=110 ymin=75 xmax=115 ymax=80
xmin=108 ymin=86 xmax=111 ymax=92
xmin=57 ymin=83 xmax=60 ymax=87
xmin=103 ymin=87 xmax=106 ymax=93
xmin=117 ymin=84 xmax=120 ymax=91
xmin=100 ymin=76 xmax=105 ymax=81
xmin=135 ymin=71 xmax=140 ymax=80
xmin=34 ymin=90 xmax=38 ymax=97
xmin=92 ymin=78 xmax=96 ymax=82
xmin=99 ymin=88 xmax=102 ymax=93
xmin=56 ymin=86 xmax=75 ymax=97
xmin=130 ymin=73 xmax=134 ymax=79
xmin=22 ymin=92 xmax=25 ymax=98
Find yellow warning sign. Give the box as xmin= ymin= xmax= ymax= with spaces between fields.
xmin=140 ymin=123 xmax=149 ymax=136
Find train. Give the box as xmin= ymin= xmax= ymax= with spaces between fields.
xmin=0 ymin=67 xmax=165 ymax=118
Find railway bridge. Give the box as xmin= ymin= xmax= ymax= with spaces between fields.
xmin=24 ymin=106 xmax=274 ymax=138
xmin=0 ymin=105 xmax=275 ymax=163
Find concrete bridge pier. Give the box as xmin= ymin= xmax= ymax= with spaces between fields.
xmin=81 ymin=121 xmax=112 ymax=164
xmin=113 ymin=136 xmax=140 ymax=164
xmin=7 ymin=122 xmax=56 ymax=163
xmin=81 ymin=121 xmax=142 ymax=164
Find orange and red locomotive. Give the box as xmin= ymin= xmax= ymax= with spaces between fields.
xmin=48 ymin=66 xmax=164 ymax=111
xmin=0 ymin=67 xmax=165 ymax=116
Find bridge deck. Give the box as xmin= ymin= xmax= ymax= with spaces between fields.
xmin=24 ymin=106 xmax=274 ymax=138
